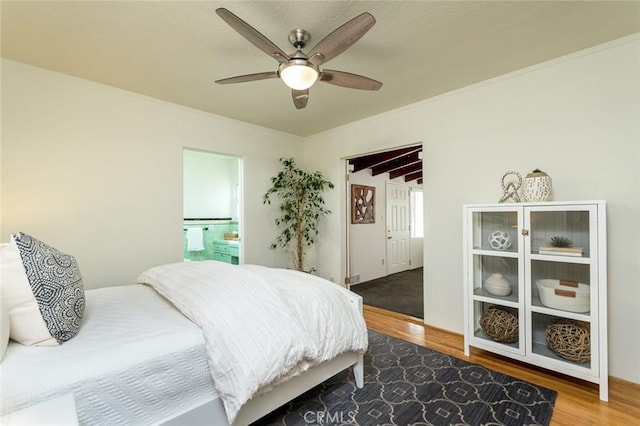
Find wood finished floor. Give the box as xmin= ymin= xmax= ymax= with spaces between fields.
xmin=363 ymin=305 xmax=640 ymax=426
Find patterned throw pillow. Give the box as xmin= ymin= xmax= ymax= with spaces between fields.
xmin=0 ymin=233 xmax=85 ymax=345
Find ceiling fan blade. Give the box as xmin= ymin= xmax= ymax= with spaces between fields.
xmin=292 ymin=89 xmax=309 ymax=109
xmin=307 ymin=12 xmax=376 ymax=66
xmin=320 ymin=70 xmax=382 ymax=90
xmin=215 ymin=71 xmax=278 ymax=85
xmin=216 ymin=8 xmax=290 ymax=63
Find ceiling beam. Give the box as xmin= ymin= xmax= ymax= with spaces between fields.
xmin=350 ymin=146 xmax=421 ymax=173
xmin=389 ymin=162 xmax=422 ymax=180
xmin=348 ymin=144 xmax=424 ymax=187
xmin=371 ymin=152 xmax=421 ymax=176
xmin=404 ymin=170 xmax=423 ymax=183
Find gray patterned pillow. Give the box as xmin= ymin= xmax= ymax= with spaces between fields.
xmin=3 ymin=233 xmax=85 ymax=345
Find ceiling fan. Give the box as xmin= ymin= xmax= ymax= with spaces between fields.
xmin=214 ymin=8 xmax=383 ymax=109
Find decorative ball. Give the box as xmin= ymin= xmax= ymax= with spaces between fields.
xmin=488 ymin=231 xmax=512 ymax=250
xmin=479 ymin=305 xmax=519 ymax=343
xmin=545 ymin=319 xmax=590 ymax=363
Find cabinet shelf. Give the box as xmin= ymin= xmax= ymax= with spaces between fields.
xmin=472 ymin=329 xmax=520 ymax=350
xmin=463 ymin=201 xmax=607 ymax=401
xmin=472 ymin=288 xmax=519 ymax=307
xmin=530 ymin=253 xmax=592 ymax=264
xmin=530 ymin=294 xmax=591 ymax=321
xmin=531 ymin=342 xmax=592 ymax=371
xmin=472 ymin=248 xmax=519 ymax=258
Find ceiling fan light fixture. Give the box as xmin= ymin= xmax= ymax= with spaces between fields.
xmin=215 ymin=9 xmax=380 ymax=109
xmin=278 ymin=60 xmax=319 ymax=90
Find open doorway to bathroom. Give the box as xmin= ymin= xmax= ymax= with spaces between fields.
xmin=182 ymin=149 xmax=242 ymax=264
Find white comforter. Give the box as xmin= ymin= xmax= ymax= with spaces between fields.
xmin=137 ymin=261 xmax=368 ymax=424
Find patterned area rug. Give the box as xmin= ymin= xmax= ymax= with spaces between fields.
xmin=255 ymin=330 xmax=557 ymax=425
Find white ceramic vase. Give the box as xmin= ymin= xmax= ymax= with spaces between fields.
xmin=484 ymin=273 xmax=512 ymax=296
xmin=522 ymin=169 xmax=552 ymax=202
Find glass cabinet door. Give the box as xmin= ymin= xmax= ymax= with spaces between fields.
xmin=467 ymin=208 xmax=525 ymax=355
xmin=527 ymin=208 xmax=593 ymax=258
xmin=524 ymin=205 xmax=598 ymax=375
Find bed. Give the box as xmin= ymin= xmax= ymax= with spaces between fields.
xmin=1 ymin=234 xmax=368 ymax=426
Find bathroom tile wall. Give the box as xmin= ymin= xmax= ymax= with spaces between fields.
xmin=183 ymin=220 xmax=238 ymax=261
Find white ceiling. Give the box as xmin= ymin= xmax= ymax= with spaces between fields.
xmin=2 ymin=1 xmax=639 ymax=137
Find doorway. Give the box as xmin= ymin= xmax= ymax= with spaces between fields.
xmin=345 ymin=144 xmax=424 ymax=318
xmin=182 ymin=149 xmax=242 ymax=264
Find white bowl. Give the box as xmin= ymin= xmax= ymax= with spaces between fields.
xmin=536 ymin=279 xmax=590 ymax=313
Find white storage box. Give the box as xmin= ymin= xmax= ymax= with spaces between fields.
xmin=536 ymin=279 xmax=590 ymax=313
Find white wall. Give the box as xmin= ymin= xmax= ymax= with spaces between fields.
xmin=348 ymin=171 xmax=388 ymax=283
xmin=304 ymin=36 xmax=640 ymax=384
xmin=183 ymin=150 xmax=239 ymax=219
xmin=410 ymin=188 xmax=424 ymax=269
xmin=0 ymin=59 xmax=303 ymax=288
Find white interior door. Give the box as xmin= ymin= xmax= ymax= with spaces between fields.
xmin=386 ymin=182 xmax=411 ymax=275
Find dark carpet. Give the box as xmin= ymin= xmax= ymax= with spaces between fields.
xmin=351 ymin=268 xmax=424 ymax=319
xmin=256 ymin=330 xmax=557 ymax=426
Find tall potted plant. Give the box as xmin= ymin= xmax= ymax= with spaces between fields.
xmin=263 ymin=158 xmax=334 ymax=272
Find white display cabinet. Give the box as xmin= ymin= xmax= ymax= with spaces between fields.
xmin=462 ymin=201 xmax=608 ymax=401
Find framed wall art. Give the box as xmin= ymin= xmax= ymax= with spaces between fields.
xmin=351 ymin=184 xmax=375 ymax=224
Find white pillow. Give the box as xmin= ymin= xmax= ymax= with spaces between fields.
xmin=0 ymin=233 xmax=85 ymax=346
xmin=0 ymin=244 xmax=9 ymax=361
xmin=0 ymin=299 xmax=8 ymax=361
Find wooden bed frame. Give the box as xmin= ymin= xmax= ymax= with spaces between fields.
xmin=163 ymin=292 xmax=366 ymax=426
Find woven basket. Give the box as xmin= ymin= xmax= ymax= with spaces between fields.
xmin=479 ymin=305 xmax=519 ymax=343
xmin=545 ymin=319 xmax=590 ymax=363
